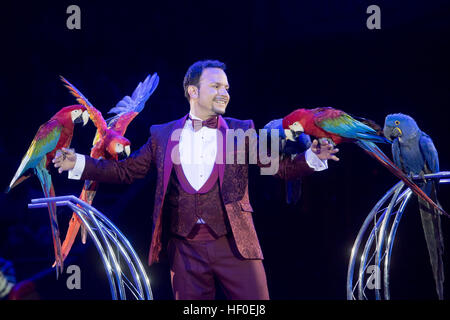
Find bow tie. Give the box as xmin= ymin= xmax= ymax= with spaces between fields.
xmin=189 ymin=115 xmax=218 ymax=132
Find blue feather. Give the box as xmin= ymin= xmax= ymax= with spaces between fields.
xmin=108 ymin=73 xmax=159 ymax=116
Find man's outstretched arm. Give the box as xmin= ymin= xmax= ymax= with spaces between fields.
xmin=274 ymin=138 xmax=339 ymax=180
xmin=249 ymin=119 xmax=339 ymax=179
xmin=53 ymin=135 xmax=155 ymax=184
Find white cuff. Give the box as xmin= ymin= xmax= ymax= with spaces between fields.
xmin=68 ymin=153 xmax=86 ymax=180
xmin=305 ymin=148 xmax=328 ymax=171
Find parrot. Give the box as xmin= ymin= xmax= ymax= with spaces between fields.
xmin=383 ymin=113 xmax=444 ymax=299
xmin=282 ymin=107 xmax=448 ymax=218
xmin=7 ymin=104 xmax=90 ymax=276
xmin=57 ymin=73 xmax=159 ymax=263
xmin=263 ymin=118 xmax=312 ymax=204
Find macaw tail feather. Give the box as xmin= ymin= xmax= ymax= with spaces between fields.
xmin=353 ymin=116 xmax=386 ymax=139
xmin=80 ymin=180 xmax=98 ymax=244
xmin=356 ymin=140 xmax=449 ymax=218
xmin=418 ymin=181 xmax=445 ymax=299
xmin=36 ymin=164 xmax=63 ymax=277
xmin=59 ymin=180 xmax=98 ymax=263
xmin=419 ymin=196 xmax=445 ymax=299
xmin=6 ymin=173 xmax=32 ymax=193
xmin=285 ymin=179 xmax=303 ymax=205
xmin=59 ymin=213 xmax=83 ymax=266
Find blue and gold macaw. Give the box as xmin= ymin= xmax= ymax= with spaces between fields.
xmin=263 ymin=118 xmax=311 ymax=204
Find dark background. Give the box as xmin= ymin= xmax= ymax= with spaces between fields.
xmin=0 ymin=0 xmax=449 ymax=300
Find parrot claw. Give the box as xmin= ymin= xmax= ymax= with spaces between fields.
xmin=52 ymin=259 xmax=63 ymax=279
xmin=419 ymin=171 xmax=427 ymax=184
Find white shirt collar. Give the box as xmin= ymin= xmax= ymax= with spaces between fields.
xmin=189 ymin=111 xmax=202 ymax=121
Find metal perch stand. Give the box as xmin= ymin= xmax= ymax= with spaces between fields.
xmin=28 ymin=195 xmax=153 ymax=300
xmin=347 ymin=171 xmax=450 ymax=300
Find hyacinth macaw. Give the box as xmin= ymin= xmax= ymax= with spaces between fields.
xmin=57 ymin=74 xmax=159 ymax=262
xmin=384 ymin=113 xmax=444 ymax=299
xmin=282 ymin=107 xmax=447 ymax=217
xmin=7 ymin=105 xmax=89 ymax=275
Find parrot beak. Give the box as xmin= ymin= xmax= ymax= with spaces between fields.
xmin=117 ymin=144 xmax=130 ymax=160
xmin=383 ymin=125 xmax=402 ymax=141
xmin=284 ymin=129 xmax=296 ymax=142
xmin=81 ymin=110 xmax=89 ymax=126
xmin=388 ymin=127 xmax=402 ymax=141
xmin=393 ymin=127 xmax=402 ymax=137
xmin=284 ymin=122 xmax=304 ymax=141
xmin=73 ymin=110 xmax=90 ymax=126
xmin=118 ymin=151 xmax=128 ymax=160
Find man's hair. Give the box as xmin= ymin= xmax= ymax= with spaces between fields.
xmin=183 ymin=60 xmax=226 ymax=100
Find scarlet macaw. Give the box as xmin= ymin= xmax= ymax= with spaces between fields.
xmin=57 ymin=74 xmax=159 ymax=262
xmin=7 ymin=105 xmax=89 ymax=275
xmin=282 ymin=107 xmax=447 ymax=217
xmin=384 ymin=113 xmax=445 ymax=299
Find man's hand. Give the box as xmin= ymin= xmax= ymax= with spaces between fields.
xmin=311 ymin=139 xmax=339 ymax=161
xmin=52 ymin=148 xmax=77 ymax=173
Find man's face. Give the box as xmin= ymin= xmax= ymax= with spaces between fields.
xmin=192 ymin=68 xmax=230 ymax=116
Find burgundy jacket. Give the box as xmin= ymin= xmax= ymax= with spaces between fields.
xmin=80 ymin=115 xmax=314 ymax=265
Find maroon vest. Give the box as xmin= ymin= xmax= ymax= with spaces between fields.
xmin=164 ymin=162 xmax=229 ymax=238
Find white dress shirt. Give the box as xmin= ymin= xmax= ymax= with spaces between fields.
xmin=179 ymin=112 xmax=218 ymax=191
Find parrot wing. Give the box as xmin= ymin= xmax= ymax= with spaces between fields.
xmin=8 ymin=120 xmax=62 ymax=192
xmin=106 ymin=73 xmax=159 ymax=126
xmin=108 ymin=73 xmax=159 ymax=115
xmin=108 ymin=111 xmax=139 ymax=136
xmin=263 ymin=118 xmax=286 ymax=139
xmin=92 ymin=129 xmax=102 ymax=148
xmin=314 ymin=110 xmax=389 ymax=144
xmin=60 ymin=76 xmax=107 ymax=136
xmin=391 ymin=139 xmax=404 ymax=171
xmin=419 ymin=133 xmax=439 ymax=173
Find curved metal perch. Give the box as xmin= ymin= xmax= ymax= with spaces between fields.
xmin=28 ymin=195 xmax=153 ymax=300
xmin=347 ymin=171 xmax=450 ymax=300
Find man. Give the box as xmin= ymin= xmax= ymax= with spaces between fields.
xmin=53 ymin=60 xmax=339 ymax=299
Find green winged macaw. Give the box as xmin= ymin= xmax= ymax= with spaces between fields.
xmin=384 ymin=113 xmax=445 ymax=299
xmin=7 ymin=104 xmax=90 ymax=275
xmin=56 ymin=74 xmax=159 ymax=263
xmin=282 ymin=107 xmax=448 ymax=217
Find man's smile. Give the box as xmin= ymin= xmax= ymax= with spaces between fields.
xmin=214 ymin=96 xmax=228 ymax=105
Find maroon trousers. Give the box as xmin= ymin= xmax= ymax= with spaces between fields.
xmin=168 ymin=225 xmax=269 ymax=300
